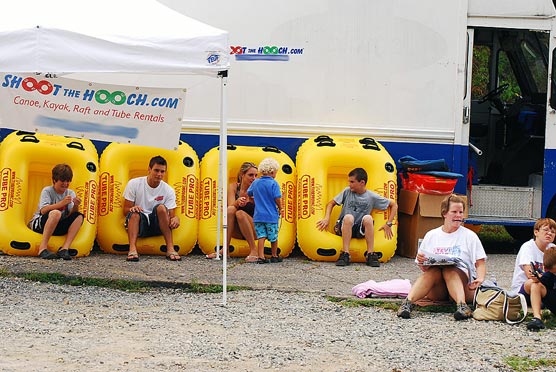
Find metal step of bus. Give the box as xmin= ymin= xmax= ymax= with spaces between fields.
xmin=467 ymin=184 xmax=541 ymax=224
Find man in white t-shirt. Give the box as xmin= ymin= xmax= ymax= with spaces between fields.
xmin=122 ymin=156 xmax=181 ymax=262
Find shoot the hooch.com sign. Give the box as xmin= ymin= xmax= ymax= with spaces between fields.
xmin=0 ymin=74 xmax=186 ymax=149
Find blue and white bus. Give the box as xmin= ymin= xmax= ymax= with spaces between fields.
xmin=160 ymin=0 xmax=556 ymax=240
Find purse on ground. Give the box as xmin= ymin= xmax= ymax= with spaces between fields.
xmin=472 ymin=285 xmax=527 ymax=324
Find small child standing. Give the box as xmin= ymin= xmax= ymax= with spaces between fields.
xmin=28 ymin=164 xmax=84 ymax=260
xmin=247 ymin=157 xmax=282 ymax=264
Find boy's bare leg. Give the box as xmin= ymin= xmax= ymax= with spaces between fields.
xmin=362 ymin=215 xmax=375 ymax=254
xmin=39 ymin=210 xmax=62 ymax=253
xmin=341 ymin=214 xmax=354 ymax=253
xmin=529 ymin=281 xmax=548 ymax=320
xmin=60 ymin=214 xmax=84 ymax=250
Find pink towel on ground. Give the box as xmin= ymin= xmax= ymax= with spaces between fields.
xmin=351 ymin=278 xmax=412 ymax=299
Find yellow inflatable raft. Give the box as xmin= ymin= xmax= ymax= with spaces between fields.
xmin=96 ymin=141 xmax=199 ymax=256
xmin=296 ymin=135 xmax=397 ymax=263
xmin=198 ymin=145 xmax=296 ymax=258
xmin=0 ymin=131 xmax=98 ymax=257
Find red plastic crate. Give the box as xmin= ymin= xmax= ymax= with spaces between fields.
xmin=400 ymin=172 xmax=457 ymax=195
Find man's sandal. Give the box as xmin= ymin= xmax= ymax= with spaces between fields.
xmin=126 ymin=253 xmax=139 ymax=262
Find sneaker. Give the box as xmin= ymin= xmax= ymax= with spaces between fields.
xmin=366 ymin=252 xmax=380 ymax=267
xmin=38 ymin=249 xmax=59 ymax=260
xmin=397 ymin=298 xmax=414 ymax=319
xmin=335 ymin=252 xmax=350 ymax=266
xmin=270 ymin=256 xmax=283 ymax=263
xmin=57 ymin=249 xmax=72 ymax=261
xmin=527 ymin=317 xmax=545 ymax=331
xmin=453 ymin=303 xmax=473 ymax=320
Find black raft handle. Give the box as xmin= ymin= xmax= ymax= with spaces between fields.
xmin=359 ymin=137 xmax=380 ymax=151
xmin=20 ymin=134 xmax=39 ymax=143
xmin=262 ymin=145 xmax=281 ymax=154
xmin=67 ymin=141 xmax=85 ymax=151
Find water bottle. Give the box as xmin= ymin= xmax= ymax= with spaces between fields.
xmin=489 ymin=274 xmax=497 ymax=286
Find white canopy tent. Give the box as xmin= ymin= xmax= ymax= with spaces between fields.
xmin=0 ymin=0 xmax=232 ymax=303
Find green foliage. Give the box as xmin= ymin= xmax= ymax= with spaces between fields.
xmin=477 ymin=225 xmax=514 ymax=242
xmin=472 ymin=46 xmax=490 ymax=99
xmin=472 ymin=45 xmax=521 ymax=103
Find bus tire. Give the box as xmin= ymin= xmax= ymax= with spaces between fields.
xmin=504 ymin=225 xmax=533 ymax=242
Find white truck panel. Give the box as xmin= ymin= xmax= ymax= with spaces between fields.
xmin=161 ymin=0 xmax=467 ymax=143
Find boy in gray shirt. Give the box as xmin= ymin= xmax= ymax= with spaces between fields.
xmin=28 ymin=164 xmax=83 ymax=260
xmin=316 ymin=168 xmax=397 ymax=267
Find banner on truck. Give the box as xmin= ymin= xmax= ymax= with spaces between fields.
xmin=0 ymin=74 xmax=186 ymax=149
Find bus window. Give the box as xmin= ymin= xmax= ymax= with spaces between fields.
xmin=497 ymin=50 xmax=521 ymax=104
xmin=521 ymin=40 xmax=547 ymax=94
xmin=472 ymin=45 xmax=490 ymax=100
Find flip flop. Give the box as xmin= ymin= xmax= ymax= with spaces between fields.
xmin=244 ymin=255 xmax=259 ymax=263
xmin=126 ymin=253 xmax=139 ymax=262
xmin=205 ymin=252 xmax=230 ymax=259
xmin=166 ymin=253 xmax=182 ymax=261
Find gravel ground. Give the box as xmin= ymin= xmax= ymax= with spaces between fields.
xmin=1 ymin=251 xmax=556 ymax=371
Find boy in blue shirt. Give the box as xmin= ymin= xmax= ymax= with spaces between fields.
xmin=247 ymin=157 xmax=282 ymax=264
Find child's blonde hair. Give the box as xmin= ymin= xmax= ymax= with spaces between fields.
xmin=258 ymin=157 xmax=280 ymax=175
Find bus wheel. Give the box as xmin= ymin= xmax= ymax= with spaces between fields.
xmin=504 ymin=225 xmax=532 ymax=242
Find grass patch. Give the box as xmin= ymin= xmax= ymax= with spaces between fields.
xmin=522 ymin=310 xmax=556 ymax=329
xmin=418 ymin=304 xmax=456 ymax=313
xmin=504 ymin=356 xmax=556 ymax=372
xmin=327 ymin=297 xmax=393 ymax=309
xmin=21 ymin=272 xmax=151 ymax=292
xmin=327 ymin=296 xmax=455 ymax=313
xmin=3 ymin=271 xmax=248 ymax=293
xmin=188 ymin=279 xmax=248 ymax=293
xmin=542 ymin=312 xmax=556 ymax=328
